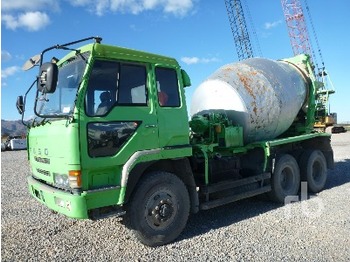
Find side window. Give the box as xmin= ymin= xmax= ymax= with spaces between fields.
xmin=85 ymin=60 xmax=118 ymax=116
xmin=85 ymin=61 xmax=147 ymax=116
xmin=155 ymin=67 xmax=180 ymax=107
xmin=118 ymin=64 xmax=147 ymax=105
xmin=87 ymin=122 xmax=139 ymax=157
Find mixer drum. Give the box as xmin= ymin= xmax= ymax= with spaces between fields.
xmin=190 ymin=58 xmax=308 ymax=143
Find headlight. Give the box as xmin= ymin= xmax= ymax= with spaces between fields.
xmin=54 ymin=173 xmax=70 ymax=188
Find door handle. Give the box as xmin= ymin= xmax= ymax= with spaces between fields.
xmin=145 ymin=124 xmax=157 ymax=128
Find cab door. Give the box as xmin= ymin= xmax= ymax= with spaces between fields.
xmin=154 ymin=66 xmax=190 ymax=148
xmin=80 ymin=60 xmax=159 ymax=190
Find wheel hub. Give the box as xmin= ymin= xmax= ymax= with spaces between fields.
xmin=154 ymin=199 xmax=173 ymax=221
xmin=146 ymin=192 xmax=177 ymax=229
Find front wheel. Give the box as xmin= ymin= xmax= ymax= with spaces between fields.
xmin=125 ymin=171 xmax=190 ymax=247
xmin=269 ymin=154 xmax=300 ymax=203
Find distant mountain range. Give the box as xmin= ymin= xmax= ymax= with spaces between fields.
xmin=1 ymin=120 xmax=28 ymax=137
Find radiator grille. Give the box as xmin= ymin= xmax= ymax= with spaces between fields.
xmin=36 ymin=168 xmax=50 ymax=177
xmin=34 ymin=157 xmax=50 ymax=164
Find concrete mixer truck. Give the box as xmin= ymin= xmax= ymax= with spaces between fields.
xmin=17 ymin=37 xmax=333 ymax=246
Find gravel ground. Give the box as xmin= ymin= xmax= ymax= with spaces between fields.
xmin=2 ymin=132 xmax=350 ymax=261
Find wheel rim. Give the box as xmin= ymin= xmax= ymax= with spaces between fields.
xmin=145 ymin=190 xmax=178 ymax=230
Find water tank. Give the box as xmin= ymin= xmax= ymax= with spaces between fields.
xmin=190 ymin=58 xmax=308 ymax=143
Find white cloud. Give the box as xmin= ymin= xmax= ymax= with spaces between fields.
xmin=162 ymin=0 xmax=194 ymax=16
xmin=1 ymin=66 xmax=21 ymax=79
xmin=2 ymin=15 xmax=19 ymax=30
xmin=67 ymin=0 xmax=195 ymax=16
xmin=1 ymin=51 xmax=12 ymax=62
xmin=264 ymin=20 xmax=282 ymax=30
xmin=143 ymin=0 xmax=159 ymax=9
xmin=1 ymin=0 xmax=56 ymax=32
xmin=181 ymin=56 xmax=220 ymax=65
xmin=96 ymin=0 xmax=111 ymax=16
xmin=1 ymin=0 xmax=59 ymax=12
xmin=2 ymin=12 xmax=50 ymax=31
xmin=201 ymin=57 xmax=220 ymax=63
xmin=19 ymin=12 xmax=50 ymax=31
xmin=113 ymin=0 xmax=194 ymax=16
xmin=69 ymin=0 xmax=91 ymax=6
xmin=181 ymin=57 xmax=199 ymax=65
xmin=2 ymin=0 xmax=194 ymax=33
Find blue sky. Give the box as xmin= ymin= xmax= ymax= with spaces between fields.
xmin=1 ymin=0 xmax=349 ymax=122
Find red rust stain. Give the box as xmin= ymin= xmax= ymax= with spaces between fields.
xmin=237 ymin=71 xmax=256 ymax=100
xmin=223 ymin=67 xmax=234 ymax=71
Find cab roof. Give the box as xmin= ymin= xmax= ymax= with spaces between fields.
xmin=79 ymin=43 xmax=180 ymax=67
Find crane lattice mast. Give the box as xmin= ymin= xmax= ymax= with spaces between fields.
xmin=280 ymin=0 xmax=314 ymax=63
xmin=225 ymin=0 xmax=254 ymax=60
xmin=281 ymin=0 xmax=336 ymax=127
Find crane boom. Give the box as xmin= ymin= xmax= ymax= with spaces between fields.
xmin=281 ymin=0 xmax=336 ymax=129
xmin=280 ymin=0 xmax=313 ymax=60
xmin=225 ymin=0 xmax=254 ymax=60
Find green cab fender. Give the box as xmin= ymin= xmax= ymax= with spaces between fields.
xmin=118 ymin=148 xmax=199 ymax=214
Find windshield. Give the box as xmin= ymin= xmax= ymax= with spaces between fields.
xmin=35 ymin=52 xmax=90 ymax=117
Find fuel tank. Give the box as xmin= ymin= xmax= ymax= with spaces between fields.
xmin=190 ymin=57 xmax=308 ymax=143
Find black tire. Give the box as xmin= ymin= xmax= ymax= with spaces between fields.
xmin=125 ymin=171 xmax=190 ymax=247
xmin=300 ymin=150 xmax=327 ymax=193
xmin=269 ymin=154 xmax=300 ymax=203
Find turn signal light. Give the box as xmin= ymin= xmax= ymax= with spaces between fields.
xmin=68 ymin=170 xmax=82 ymax=188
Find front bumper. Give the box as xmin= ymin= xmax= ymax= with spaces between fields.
xmin=28 ymin=175 xmax=123 ymax=219
xmin=28 ymin=176 xmax=89 ymax=219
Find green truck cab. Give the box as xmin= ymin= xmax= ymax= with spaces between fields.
xmin=18 ymin=37 xmax=333 ymax=246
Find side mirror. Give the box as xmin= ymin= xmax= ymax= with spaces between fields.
xmin=181 ymin=69 xmax=191 ymax=88
xmin=16 ymin=96 xmax=25 ymax=115
xmin=37 ymin=62 xmax=58 ymax=93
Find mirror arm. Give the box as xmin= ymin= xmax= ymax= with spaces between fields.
xmin=20 ymin=108 xmax=27 ymax=127
xmin=33 ymin=89 xmax=41 ymax=118
xmin=39 ymin=36 xmax=101 ymax=66
xmin=21 ymin=79 xmax=38 ymax=127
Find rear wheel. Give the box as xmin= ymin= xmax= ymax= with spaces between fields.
xmin=300 ymin=150 xmax=327 ymax=193
xmin=269 ymin=154 xmax=300 ymax=203
xmin=125 ymin=171 xmax=190 ymax=247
